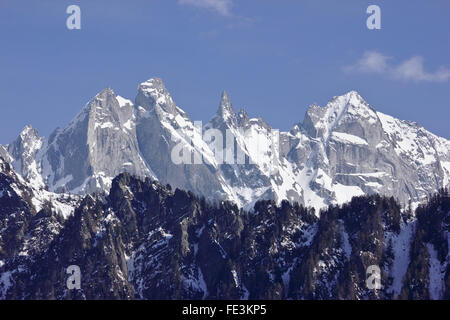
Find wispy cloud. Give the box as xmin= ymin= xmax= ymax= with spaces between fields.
xmin=178 ymin=0 xmax=233 ymax=17
xmin=345 ymin=51 xmax=450 ymax=83
xmin=393 ymin=56 xmax=450 ymax=82
xmin=344 ymin=51 xmax=390 ymax=74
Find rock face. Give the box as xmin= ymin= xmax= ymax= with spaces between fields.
xmin=135 ymin=79 xmax=228 ymax=201
xmin=7 ymin=126 xmax=45 ymax=189
xmin=1 ymin=169 xmax=448 ymax=300
xmin=0 ymin=154 xmax=79 ymax=299
xmin=204 ymin=91 xmax=303 ymax=209
xmin=1 ymin=78 xmax=449 ymax=212
xmin=39 ymin=88 xmax=151 ymax=194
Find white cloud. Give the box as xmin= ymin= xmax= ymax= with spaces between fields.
xmin=178 ymin=0 xmax=233 ymax=16
xmin=345 ymin=51 xmax=450 ymax=83
xmin=393 ymin=56 xmax=450 ymax=82
xmin=344 ymin=51 xmax=390 ymax=74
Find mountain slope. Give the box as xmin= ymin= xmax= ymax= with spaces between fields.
xmin=1 ymin=171 xmax=448 ymax=299
xmin=204 ymin=91 xmax=304 ymax=209
xmin=40 ymin=87 xmax=152 ymax=194
xmin=288 ymin=91 xmax=450 ymax=209
xmin=135 ymin=78 xmax=234 ymax=203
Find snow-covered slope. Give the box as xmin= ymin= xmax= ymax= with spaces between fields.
xmin=0 ymin=151 xmax=79 ymax=220
xmin=204 ymin=91 xmax=304 ymax=209
xmin=6 ymin=88 xmax=153 ymax=195
xmin=290 ymin=91 xmax=450 ymax=210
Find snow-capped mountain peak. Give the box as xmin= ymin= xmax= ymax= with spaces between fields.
xmin=7 ymin=125 xmax=45 ymax=189
xmin=18 ymin=125 xmax=38 ymax=140
xmin=207 ymin=90 xmax=238 ymax=130
xmin=135 ymin=78 xmax=178 ymax=116
xmin=302 ymin=90 xmax=378 ymax=142
xmin=218 ymin=91 xmax=235 ymax=118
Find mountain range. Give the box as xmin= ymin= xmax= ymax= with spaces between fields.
xmin=1 ymin=77 xmax=449 ymax=212
xmin=1 ymin=77 xmax=449 ymax=300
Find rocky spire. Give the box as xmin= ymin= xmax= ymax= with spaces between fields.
xmin=210 ymin=90 xmax=238 ymax=128
xmin=135 ymin=77 xmax=177 ymax=115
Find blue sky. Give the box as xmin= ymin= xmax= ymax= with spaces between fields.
xmin=0 ymin=0 xmax=449 ymax=144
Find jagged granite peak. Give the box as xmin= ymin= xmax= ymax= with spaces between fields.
xmin=287 ymin=90 xmax=450 ymax=209
xmin=218 ymin=91 xmax=235 ymax=118
xmin=9 ymin=125 xmax=42 ymax=159
xmin=7 ymin=125 xmax=45 ymax=188
xmin=31 ymin=86 xmax=152 ymax=194
xmin=135 ymin=77 xmax=178 ymax=116
xmin=204 ymin=92 xmax=304 ymax=209
xmin=134 ymin=78 xmax=234 ymax=204
xmin=207 ymin=90 xmax=238 ymax=129
xmin=0 ymin=140 xmax=79 ymax=223
xmin=302 ymin=90 xmax=378 ymax=141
